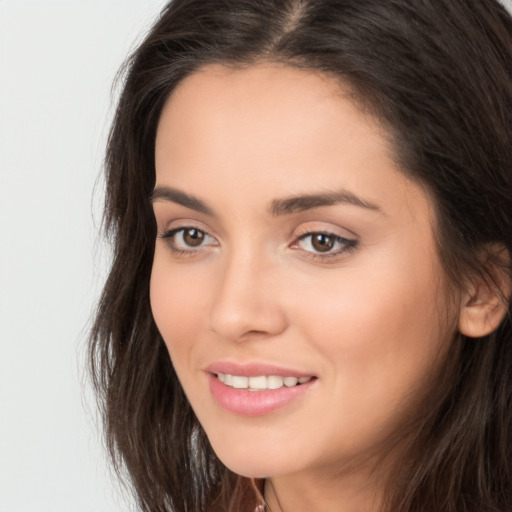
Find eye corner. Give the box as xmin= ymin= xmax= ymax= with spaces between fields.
xmin=290 ymin=229 xmax=359 ymax=262
xmin=157 ymin=225 xmax=219 ymax=258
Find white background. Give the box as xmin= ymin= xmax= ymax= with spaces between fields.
xmin=0 ymin=2 xmax=165 ymax=511
xmin=1 ymin=1 xmax=511 ymax=512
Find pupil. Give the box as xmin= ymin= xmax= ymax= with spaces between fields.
xmin=184 ymin=229 xmax=204 ymax=246
xmin=312 ymin=233 xmax=334 ymax=252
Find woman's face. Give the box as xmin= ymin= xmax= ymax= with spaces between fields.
xmin=150 ymin=64 xmax=457 ymax=481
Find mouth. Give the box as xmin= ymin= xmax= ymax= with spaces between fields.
xmin=206 ymin=363 xmax=317 ymax=416
xmin=216 ymin=373 xmax=314 ymax=391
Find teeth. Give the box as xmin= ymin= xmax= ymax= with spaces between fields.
xmin=284 ymin=377 xmax=298 ymax=387
xmin=248 ymin=375 xmax=267 ymax=390
xmin=217 ymin=373 xmax=312 ymax=391
xmin=232 ymin=376 xmax=248 ymax=389
xmin=268 ymin=375 xmax=284 ymax=389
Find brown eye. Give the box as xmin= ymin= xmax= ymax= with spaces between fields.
xmin=160 ymin=226 xmax=218 ymax=254
xmin=311 ymin=233 xmax=335 ymax=252
xmin=294 ymin=231 xmax=357 ymax=259
xmin=183 ymin=228 xmax=205 ymax=247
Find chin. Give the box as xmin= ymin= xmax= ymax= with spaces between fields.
xmin=215 ymin=453 xmax=283 ymax=479
xmin=206 ymin=433 xmax=308 ymax=480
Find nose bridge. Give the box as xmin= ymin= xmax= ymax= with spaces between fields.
xmin=209 ymin=240 xmax=286 ymax=342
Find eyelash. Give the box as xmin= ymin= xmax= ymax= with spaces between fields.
xmin=158 ymin=227 xmax=217 ymax=256
xmin=158 ymin=226 xmax=358 ymax=260
xmin=293 ymin=230 xmax=358 ymax=260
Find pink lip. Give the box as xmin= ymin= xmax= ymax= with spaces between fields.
xmin=205 ymin=361 xmax=314 ymax=378
xmin=205 ymin=361 xmax=317 ymax=416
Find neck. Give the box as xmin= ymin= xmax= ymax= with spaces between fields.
xmin=263 ymin=463 xmax=385 ymax=512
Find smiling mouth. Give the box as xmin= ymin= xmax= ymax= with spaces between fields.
xmin=216 ymin=373 xmax=314 ymax=391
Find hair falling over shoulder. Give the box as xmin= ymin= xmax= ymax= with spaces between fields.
xmin=89 ymin=1 xmax=512 ymax=511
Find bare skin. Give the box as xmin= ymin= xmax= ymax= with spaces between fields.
xmin=150 ymin=63 xmax=468 ymax=512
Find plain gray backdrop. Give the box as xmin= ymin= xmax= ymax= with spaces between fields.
xmin=0 ymin=2 xmax=165 ymax=511
xmin=1 ymin=1 xmax=511 ymax=511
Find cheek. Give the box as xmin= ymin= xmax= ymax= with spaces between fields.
xmin=290 ymin=246 xmax=452 ymax=417
xmin=294 ymin=249 xmax=442 ymax=340
xmin=149 ymin=253 xmax=210 ymax=368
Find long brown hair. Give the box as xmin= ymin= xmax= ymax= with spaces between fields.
xmin=90 ymin=1 xmax=512 ymax=511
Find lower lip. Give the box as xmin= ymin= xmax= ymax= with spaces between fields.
xmin=208 ymin=374 xmax=315 ymax=416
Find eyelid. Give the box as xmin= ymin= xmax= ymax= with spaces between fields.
xmin=290 ymin=226 xmax=359 ymax=260
xmin=157 ymin=217 xmax=216 ymax=239
xmin=295 ymin=219 xmax=358 ymax=237
xmin=292 ymin=221 xmax=358 ymax=243
xmin=159 ymin=226 xmax=214 ymax=241
xmin=158 ymin=223 xmax=219 ymax=255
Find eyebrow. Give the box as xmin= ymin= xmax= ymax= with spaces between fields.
xmin=270 ymin=189 xmax=381 ymax=216
xmin=150 ymin=186 xmax=214 ymax=215
xmin=150 ymin=185 xmax=381 ymax=217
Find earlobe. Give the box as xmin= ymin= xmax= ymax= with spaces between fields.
xmin=458 ymin=254 xmax=511 ymax=338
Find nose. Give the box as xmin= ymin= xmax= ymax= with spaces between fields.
xmin=209 ymin=248 xmax=288 ymax=343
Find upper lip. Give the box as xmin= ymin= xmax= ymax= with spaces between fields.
xmin=205 ymin=361 xmax=315 ymax=378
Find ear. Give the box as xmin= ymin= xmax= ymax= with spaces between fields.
xmin=458 ymin=247 xmax=511 ymax=338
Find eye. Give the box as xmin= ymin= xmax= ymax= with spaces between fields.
xmin=294 ymin=231 xmax=357 ymax=258
xmin=159 ymin=226 xmax=217 ymax=254
xmin=179 ymin=228 xmax=206 ymax=247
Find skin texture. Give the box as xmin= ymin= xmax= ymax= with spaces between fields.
xmin=150 ymin=64 xmax=461 ymax=512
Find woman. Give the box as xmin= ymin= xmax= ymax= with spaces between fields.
xmin=89 ymin=1 xmax=512 ymax=511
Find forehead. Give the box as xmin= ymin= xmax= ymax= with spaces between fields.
xmin=157 ymin=65 xmax=391 ymax=182
xmin=169 ymin=62 xmax=344 ymax=107
xmin=157 ymin=62 xmax=378 ymax=139
xmin=154 ymin=63 xmax=434 ymax=228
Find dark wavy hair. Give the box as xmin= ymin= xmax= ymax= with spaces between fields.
xmin=89 ymin=1 xmax=512 ymax=511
